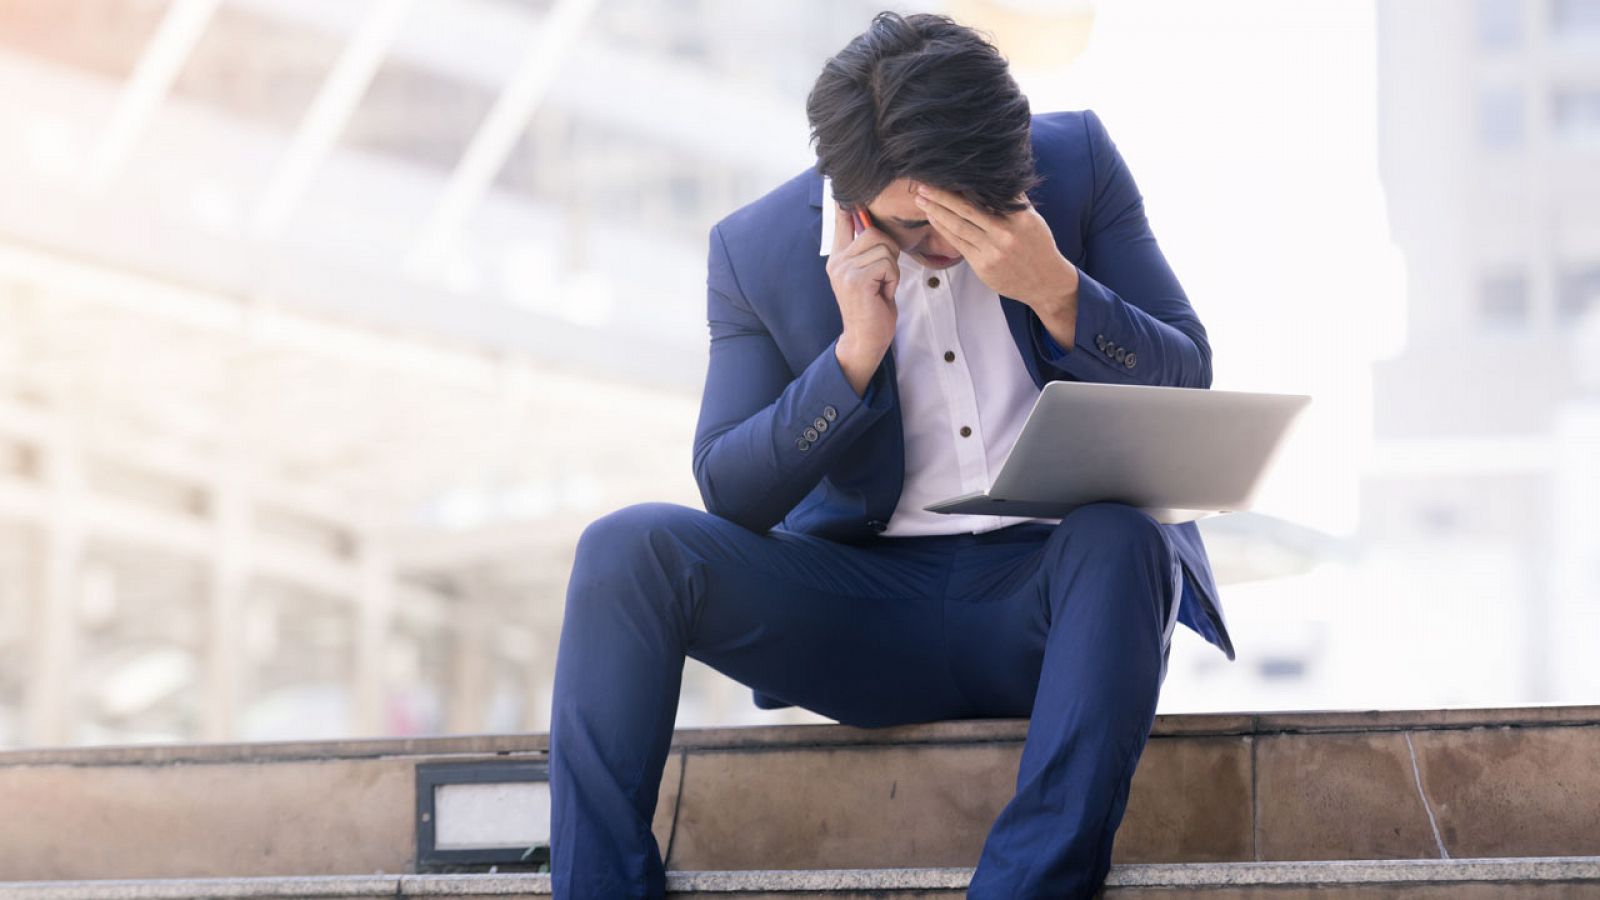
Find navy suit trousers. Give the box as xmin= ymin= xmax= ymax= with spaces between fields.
xmin=549 ymin=500 xmax=1182 ymax=898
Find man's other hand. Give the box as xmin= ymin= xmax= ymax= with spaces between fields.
xmin=826 ymin=199 xmax=899 ymax=396
xmin=914 ymin=185 xmax=1081 ymax=350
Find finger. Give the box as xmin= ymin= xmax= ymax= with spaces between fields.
xmin=836 ymin=219 xmax=896 ymax=262
xmin=857 ymin=228 xmax=900 ymax=259
xmin=871 ymin=259 xmax=899 ymax=303
xmin=831 ymin=200 xmax=853 ymax=257
xmin=850 ymin=241 xmax=898 ymax=275
xmin=876 ymin=271 xmax=899 ymax=304
xmin=847 ymin=243 xmax=899 ymax=277
xmin=918 ymin=199 xmax=982 ymax=254
xmin=915 ymin=184 xmax=1000 ymax=233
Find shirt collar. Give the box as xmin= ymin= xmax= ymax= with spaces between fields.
xmin=819 ymin=175 xmax=835 ymax=256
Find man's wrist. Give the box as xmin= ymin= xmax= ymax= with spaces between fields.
xmin=835 ymin=332 xmax=888 ymax=398
xmin=1030 ymin=259 xmax=1081 ymax=350
xmin=1033 ymin=283 xmax=1078 ymax=351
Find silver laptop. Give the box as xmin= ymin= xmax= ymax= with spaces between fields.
xmin=925 ymin=381 xmax=1311 ymax=525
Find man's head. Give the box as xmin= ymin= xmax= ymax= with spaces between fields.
xmin=806 ymin=11 xmax=1038 ymax=268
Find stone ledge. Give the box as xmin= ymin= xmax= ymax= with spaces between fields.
xmin=4 ymin=858 xmax=1599 ymax=899
xmin=3 ymin=720 xmax=1598 ymax=880
xmin=1108 ymin=856 xmax=1600 ymax=887
xmin=3 ymin=703 xmax=1598 ymax=768
xmin=0 ymin=876 xmax=402 ymax=900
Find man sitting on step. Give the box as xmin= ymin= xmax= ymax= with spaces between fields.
xmin=549 ymin=11 xmax=1236 ymax=899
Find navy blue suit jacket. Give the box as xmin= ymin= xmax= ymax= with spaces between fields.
xmin=691 ymin=110 xmax=1236 ymax=688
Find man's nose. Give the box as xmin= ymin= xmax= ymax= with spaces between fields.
xmin=923 ymin=233 xmax=959 ymax=258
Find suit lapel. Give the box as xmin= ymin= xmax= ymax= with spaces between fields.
xmin=998 ymin=295 xmax=1048 ymax=387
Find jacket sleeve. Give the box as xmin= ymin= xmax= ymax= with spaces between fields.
xmin=1029 ymin=109 xmax=1213 ymax=389
xmin=690 ymin=222 xmax=893 ymax=533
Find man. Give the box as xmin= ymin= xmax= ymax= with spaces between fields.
xmin=550 ymin=11 xmax=1235 ymax=898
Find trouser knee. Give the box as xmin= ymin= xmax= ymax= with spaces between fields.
xmin=1042 ymin=502 xmax=1174 ymax=618
xmin=572 ymin=501 xmax=700 ymax=573
xmin=1051 ymin=502 xmax=1166 ymax=554
xmin=565 ymin=501 xmax=709 ymax=643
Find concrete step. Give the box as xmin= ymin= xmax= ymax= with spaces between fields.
xmin=4 ymin=857 xmax=1600 ymax=899
xmin=2 ymin=705 xmax=1598 ymax=880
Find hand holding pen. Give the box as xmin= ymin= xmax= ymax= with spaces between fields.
xmin=826 ymin=200 xmax=899 ymax=397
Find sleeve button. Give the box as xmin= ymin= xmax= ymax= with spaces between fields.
xmin=797 ymin=438 xmax=811 ymax=452
xmin=822 ymin=405 xmax=838 ymax=421
xmin=1115 ymin=348 xmax=1127 ymax=362
xmin=1125 ymin=352 xmax=1137 ymax=367
xmin=813 ymin=417 xmax=828 ymax=432
xmin=804 ymin=427 xmax=819 ymax=441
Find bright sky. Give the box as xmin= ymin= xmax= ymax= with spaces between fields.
xmin=1010 ymin=0 xmax=1409 ymax=536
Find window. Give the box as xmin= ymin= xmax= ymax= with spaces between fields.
xmin=1558 ymin=264 xmax=1600 ymax=321
xmin=1550 ymin=0 xmax=1600 ymax=39
xmin=1479 ymin=84 xmax=1526 ymax=148
xmin=1420 ymin=503 xmax=1461 ymax=536
xmin=1259 ymin=657 xmax=1307 ymax=680
xmin=668 ymin=172 xmax=700 ymax=216
xmin=1479 ymin=271 xmax=1530 ymax=327
xmin=1552 ymin=88 xmax=1600 ymax=147
xmin=1477 ymin=0 xmax=1523 ymax=49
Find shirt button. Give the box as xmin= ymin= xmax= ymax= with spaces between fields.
xmin=943 ymin=350 xmax=956 ymax=363
xmin=959 ymin=425 xmax=972 ymax=438
xmin=927 ymin=276 xmax=940 ymax=288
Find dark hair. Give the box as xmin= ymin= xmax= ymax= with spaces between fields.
xmin=806 ymin=11 xmax=1038 ymax=216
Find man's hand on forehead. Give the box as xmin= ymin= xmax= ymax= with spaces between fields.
xmin=913 ymin=184 xmax=1079 ymax=318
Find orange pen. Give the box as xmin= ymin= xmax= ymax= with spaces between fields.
xmin=851 ymin=205 xmax=874 ymax=235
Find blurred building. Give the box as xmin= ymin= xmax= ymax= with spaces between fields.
xmin=1368 ymin=0 xmax=1600 ymax=701
xmin=11 ymin=0 xmax=1590 ymax=752
xmin=0 ymin=0 xmax=892 ymax=748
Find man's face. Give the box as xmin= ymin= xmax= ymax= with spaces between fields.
xmin=863 ymin=177 xmax=964 ymax=270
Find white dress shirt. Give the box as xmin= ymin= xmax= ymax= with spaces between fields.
xmin=820 ymin=177 xmax=1060 ymax=536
